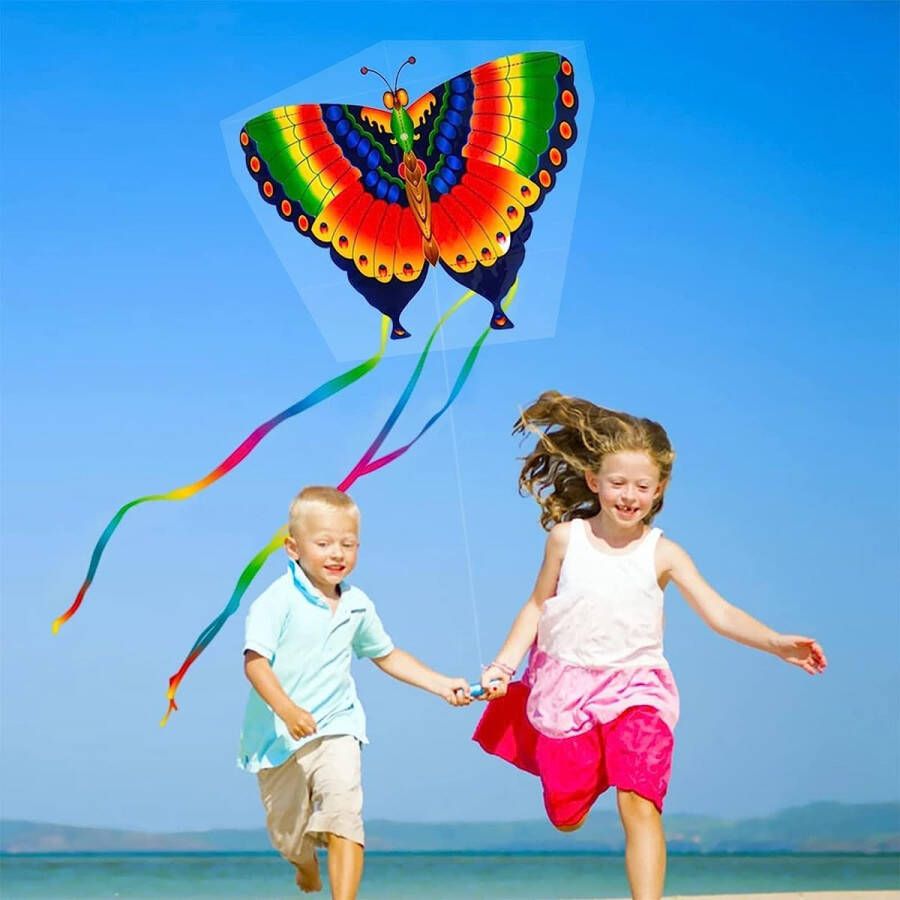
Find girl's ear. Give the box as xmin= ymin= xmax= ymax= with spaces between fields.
xmin=585 ymin=470 xmax=600 ymax=493
xmin=655 ymin=478 xmax=667 ymax=499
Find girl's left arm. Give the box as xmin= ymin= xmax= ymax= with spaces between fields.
xmin=660 ymin=539 xmax=827 ymax=675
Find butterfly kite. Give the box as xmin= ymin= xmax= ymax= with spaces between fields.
xmin=53 ymin=50 xmax=579 ymax=721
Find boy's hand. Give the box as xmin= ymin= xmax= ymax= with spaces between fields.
xmin=480 ymin=663 xmax=512 ymax=700
xmin=279 ymin=702 xmax=318 ymax=739
xmin=772 ymin=634 xmax=827 ymax=675
xmin=440 ymin=676 xmax=473 ymax=706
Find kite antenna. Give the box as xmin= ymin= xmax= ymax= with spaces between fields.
xmin=393 ymin=56 xmax=416 ymax=91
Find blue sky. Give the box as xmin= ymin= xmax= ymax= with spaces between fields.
xmin=1 ymin=2 xmax=897 ymax=831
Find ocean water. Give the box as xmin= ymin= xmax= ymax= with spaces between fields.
xmin=1 ymin=852 xmax=898 ymax=899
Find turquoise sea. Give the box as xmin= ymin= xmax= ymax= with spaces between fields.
xmin=1 ymin=853 xmax=898 ymax=899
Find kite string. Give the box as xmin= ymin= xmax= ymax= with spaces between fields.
xmin=430 ymin=278 xmax=485 ymax=667
xmin=161 ymin=284 xmax=517 ymax=724
xmin=52 ymin=318 xmax=391 ymax=635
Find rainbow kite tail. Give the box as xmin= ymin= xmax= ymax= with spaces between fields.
xmin=161 ymin=283 xmax=517 ymax=722
xmin=54 ymin=317 xmax=390 ymax=636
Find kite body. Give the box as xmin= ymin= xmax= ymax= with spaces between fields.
xmin=240 ymin=51 xmax=578 ymax=338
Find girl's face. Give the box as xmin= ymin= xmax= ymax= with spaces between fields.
xmin=586 ymin=450 xmax=663 ymax=526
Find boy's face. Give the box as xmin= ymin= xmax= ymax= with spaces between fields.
xmin=285 ymin=505 xmax=360 ymax=597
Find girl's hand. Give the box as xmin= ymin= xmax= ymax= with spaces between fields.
xmin=772 ymin=634 xmax=828 ymax=674
xmin=480 ymin=663 xmax=512 ymax=700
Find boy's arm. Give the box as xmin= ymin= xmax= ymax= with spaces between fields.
xmin=244 ymin=651 xmax=317 ymax=738
xmin=371 ymin=649 xmax=472 ymax=706
xmin=660 ymin=538 xmax=827 ymax=675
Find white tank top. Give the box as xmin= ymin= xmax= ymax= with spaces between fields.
xmin=536 ymin=519 xmax=668 ymax=669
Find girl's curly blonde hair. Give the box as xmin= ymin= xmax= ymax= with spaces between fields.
xmin=516 ymin=391 xmax=676 ymax=530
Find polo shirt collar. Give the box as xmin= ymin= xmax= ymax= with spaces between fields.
xmin=288 ymin=559 xmax=347 ymax=609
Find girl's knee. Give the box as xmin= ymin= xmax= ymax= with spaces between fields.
xmin=553 ymin=814 xmax=588 ymax=833
xmin=617 ymin=789 xmax=660 ymax=824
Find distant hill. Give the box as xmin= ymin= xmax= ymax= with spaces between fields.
xmin=2 ymin=803 xmax=898 ymax=854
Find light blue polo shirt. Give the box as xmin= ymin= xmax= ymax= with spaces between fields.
xmin=238 ymin=560 xmax=394 ymax=773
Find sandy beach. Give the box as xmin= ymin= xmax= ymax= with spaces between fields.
xmin=654 ymin=893 xmax=900 ymax=900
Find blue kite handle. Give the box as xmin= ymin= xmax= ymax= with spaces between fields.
xmin=468 ymin=679 xmax=502 ymax=698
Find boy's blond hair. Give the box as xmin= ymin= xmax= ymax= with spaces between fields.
xmin=288 ymin=486 xmax=359 ymax=535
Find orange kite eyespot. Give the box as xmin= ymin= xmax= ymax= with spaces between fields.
xmin=280 ymin=200 xmax=292 ymax=216
xmin=240 ymin=131 xmax=250 ymax=146
xmin=559 ymin=121 xmax=573 ymax=141
xmin=262 ymin=181 xmax=274 ymax=198
xmin=539 ymin=169 xmax=552 ymax=188
xmin=561 ymin=59 xmax=573 ymax=76
xmin=296 ymin=215 xmax=309 ymax=232
xmin=549 ymin=147 xmax=562 ymax=167
xmin=249 ymin=157 xmax=261 ymax=173
xmin=561 ymin=89 xmax=575 ymax=109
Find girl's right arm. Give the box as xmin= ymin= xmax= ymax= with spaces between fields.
xmin=480 ymin=521 xmax=570 ymax=699
xmin=244 ymin=651 xmax=317 ymax=739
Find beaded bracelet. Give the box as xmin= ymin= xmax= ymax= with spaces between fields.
xmin=483 ymin=660 xmax=516 ymax=677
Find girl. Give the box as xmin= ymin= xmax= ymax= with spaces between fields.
xmin=474 ymin=391 xmax=827 ymax=900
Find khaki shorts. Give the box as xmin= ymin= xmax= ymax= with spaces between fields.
xmin=257 ymin=734 xmax=364 ymax=864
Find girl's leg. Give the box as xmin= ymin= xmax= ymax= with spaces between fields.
xmin=616 ymin=789 xmax=666 ymax=900
xmin=555 ymin=816 xmax=588 ymax=833
xmin=326 ymin=835 xmax=364 ymax=900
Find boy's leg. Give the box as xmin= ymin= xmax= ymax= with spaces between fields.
xmin=326 ymin=834 xmax=364 ymax=900
xmin=257 ymin=747 xmax=322 ymax=892
xmin=305 ymin=735 xmax=365 ymax=900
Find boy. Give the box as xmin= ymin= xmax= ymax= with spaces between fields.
xmin=239 ymin=486 xmax=471 ymax=898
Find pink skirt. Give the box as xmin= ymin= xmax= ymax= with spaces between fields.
xmin=473 ymin=680 xmax=675 ymax=823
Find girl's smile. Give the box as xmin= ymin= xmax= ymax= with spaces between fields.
xmin=586 ymin=450 xmax=663 ymax=531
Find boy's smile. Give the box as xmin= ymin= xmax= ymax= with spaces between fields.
xmin=284 ymin=506 xmax=360 ymax=600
